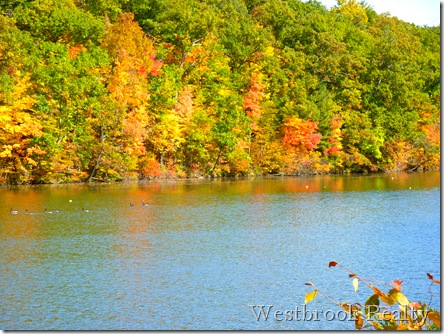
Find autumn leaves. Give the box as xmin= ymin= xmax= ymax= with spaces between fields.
xmin=303 ymin=261 xmax=441 ymax=330
xmin=0 ymin=0 xmax=440 ymax=184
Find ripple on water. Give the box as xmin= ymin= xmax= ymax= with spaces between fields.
xmin=0 ymin=172 xmax=440 ymax=329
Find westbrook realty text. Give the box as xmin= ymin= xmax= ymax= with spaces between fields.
xmin=249 ymin=304 xmax=430 ymax=323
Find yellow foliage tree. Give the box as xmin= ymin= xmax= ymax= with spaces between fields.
xmin=0 ymin=74 xmax=44 ymax=183
xmin=333 ymin=0 xmax=368 ymax=25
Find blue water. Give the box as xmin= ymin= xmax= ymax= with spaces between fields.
xmin=0 ymin=172 xmax=440 ymax=329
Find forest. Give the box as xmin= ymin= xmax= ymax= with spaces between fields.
xmin=0 ymin=0 xmax=440 ymax=183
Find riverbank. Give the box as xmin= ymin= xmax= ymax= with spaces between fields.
xmin=0 ymin=168 xmax=439 ymax=188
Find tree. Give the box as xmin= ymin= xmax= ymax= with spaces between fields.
xmin=0 ymin=15 xmax=45 ymax=183
xmin=86 ymin=12 xmax=161 ymax=181
xmin=332 ymin=0 xmax=368 ymax=26
xmin=0 ymin=0 xmax=439 ymax=182
xmin=0 ymin=73 xmax=44 ymax=183
xmin=282 ymin=116 xmax=321 ymax=154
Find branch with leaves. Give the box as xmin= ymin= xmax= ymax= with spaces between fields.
xmin=304 ymin=261 xmax=440 ymax=330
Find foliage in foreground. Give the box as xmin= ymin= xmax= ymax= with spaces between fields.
xmin=305 ymin=261 xmax=441 ymax=330
xmin=0 ymin=0 xmax=440 ymax=183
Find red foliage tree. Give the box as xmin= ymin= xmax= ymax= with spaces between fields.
xmin=282 ymin=116 xmax=322 ymax=154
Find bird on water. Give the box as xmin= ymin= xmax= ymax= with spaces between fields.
xmin=10 ymin=208 xmax=19 ymax=214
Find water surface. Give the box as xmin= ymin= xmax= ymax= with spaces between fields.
xmin=0 ymin=172 xmax=440 ymax=330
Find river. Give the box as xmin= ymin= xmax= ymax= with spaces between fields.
xmin=0 ymin=172 xmax=440 ymax=330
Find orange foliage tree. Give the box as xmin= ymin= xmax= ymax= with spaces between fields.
xmin=281 ymin=116 xmax=323 ymax=174
xmin=282 ymin=117 xmax=322 ymax=153
xmin=87 ymin=12 xmax=161 ymax=181
xmin=244 ymin=72 xmax=266 ymax=172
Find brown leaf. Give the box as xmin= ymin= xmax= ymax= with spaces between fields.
xmin=349 ymin=273 xmax=356 ymax=278
xmin=433 ymin=279 xmax=440 ymax=285
xmin=427 ymin=273 xmax=434 ymax=280
xmin=428 ymin=312 xmax=440 ymax=328
xmin=328 ymin=261 xmax=338 ymax=268
xmin=355 ymin=315 xmax=364 ymax=330
xmin=340 ymin=302 xmax=360 ymax=315
xmin=304 ymin=282 xmax=313 ymax=286
xmin=371 ymin=285 xmax=395 ymax=306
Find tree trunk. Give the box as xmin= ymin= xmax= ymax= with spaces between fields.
xmin=86 ymin=125 xmax=105 ymax=183
xmin=209 ymin=149 xmax=222 ymax=178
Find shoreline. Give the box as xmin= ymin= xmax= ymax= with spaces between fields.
xmin=0 ymin=169 xmax=438 ymax=188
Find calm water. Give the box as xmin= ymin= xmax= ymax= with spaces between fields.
xmin=0 ymin=172 xmax=440 ymax=330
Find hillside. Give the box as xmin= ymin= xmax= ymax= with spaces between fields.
xmin=0 ymin=0 xmax=440 ymax=183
